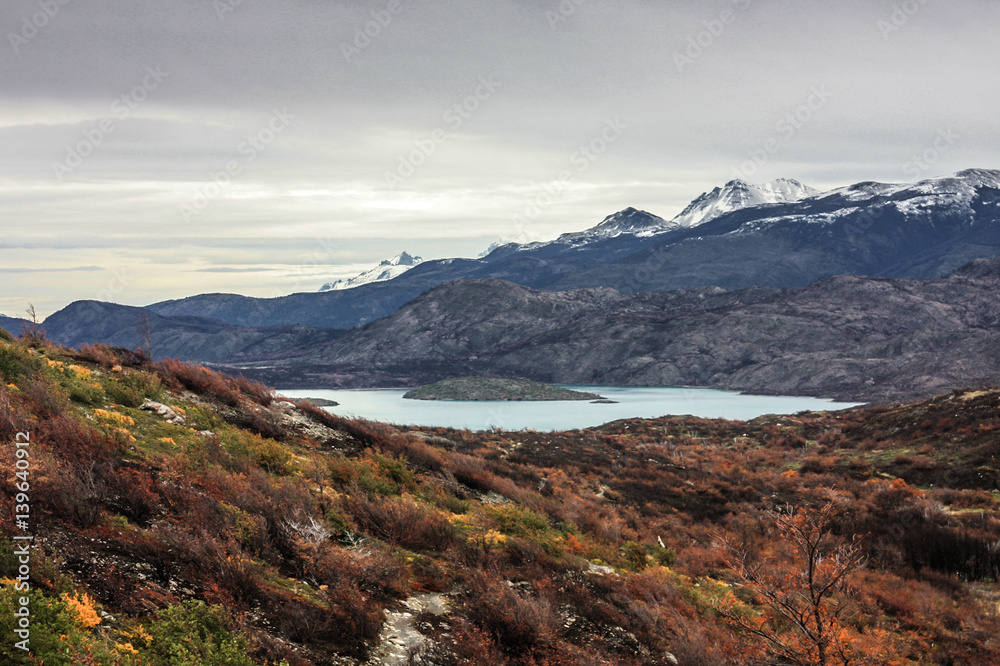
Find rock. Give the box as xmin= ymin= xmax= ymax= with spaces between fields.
xmin=140 ymin=401 xmax=185 ymax=425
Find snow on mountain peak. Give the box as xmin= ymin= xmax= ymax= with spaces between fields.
xmin=670 ymin=178 xmax=820 ymax=229
xmin=590 ymin=207 xmax=671 ymax=236
xmin=552 ymin=207 xmax=672 ymax=245
xmin=319 ymin=252 xmax=424 ymax=292
xmin=381 ymin=251 xmax=421 ymax=267
xmin=820 ymin=168 xmax=1000 ymax=207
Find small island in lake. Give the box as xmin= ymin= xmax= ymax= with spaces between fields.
xmin=287 ymin=397 xmax=340 ymax=407
xmin=403 ymin=377 xmax=604 ymax=402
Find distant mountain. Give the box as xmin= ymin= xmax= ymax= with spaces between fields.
xmin=0 ymin=315 xmax=30 ymax=337
xmin=42 ymin=301 xmax=345 ymax=363
xmin=319 ymin=252 xmax=423 ymax=292
xmin=228 ymin=258 xmax=1000 ymax=402
xmin=146 ymin=170 xmax=1000 ymax=330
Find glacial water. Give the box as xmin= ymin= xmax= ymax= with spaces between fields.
xmin=276 ymin=386 xmax=863 ymax=432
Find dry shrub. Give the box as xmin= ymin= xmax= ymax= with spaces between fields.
xmin=577 ymin=507 xmax=624 ymax=544
xmin=448 ymin=453 xmax=526 ymax=502
xmin=462 ymin=570 xmax=560 ymax=655
xmin=675 ymin=545 xmax=729 ymax=578
xmin=382 ymin=434 xmax=449 ymax=472
xmin=230 ymin=403 xmax=287 ymax=441
xmin=156 ymin=358 xmax=244 ymax=406
xmin=20 ymin=375 xmax=70 ymax=420
xmin=0 ymin=384 xmax=27 ymax=443
xmin=226 ymin=373 xmax=275 ymax=406
xmin=32 ymin=457 xmax=108 ymax=527
xmin=344 ymin=489 xmax=456 ymax=553
xmin=73 ymin=343 xmax=148 ymax=369
xmin=167 ymin=531 xmax=266 ymax=607
xmin=665 ymin=615 xmax=738 ymax=666
xmin=75 ymin=343 xmax=120 ymax=368
xmin=105 ymin=465 xmax=161 ymax=526
xmin=35 ymin=414 xmax=114 ymax=464
xmin=415 ymin=618 xmax=506 ymax=665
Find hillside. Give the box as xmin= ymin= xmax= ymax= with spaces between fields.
xmin=402 ymin=377 xmax=602 ymax=402
xmin=3 ymin=330 xmax=1000 ymax=664
xmin=231 ymin=259 xmax=1000 ymax=402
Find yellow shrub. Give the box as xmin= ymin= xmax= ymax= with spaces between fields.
xmin=61 ymin=591 xmax=102 ymax=629
xmin=93 ymin=409 xmax=135 ymax=426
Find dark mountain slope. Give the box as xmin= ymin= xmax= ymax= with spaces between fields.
xmin=0 ymin=315 xmax=29 ymax=336
xmin=233 ymin=259 xmax=1000 ymax=401
xmin=42 ymin=300 xmax=346 ymax=363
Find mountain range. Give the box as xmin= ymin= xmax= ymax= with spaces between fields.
xmin=24 ymin=168 xmax=1000 ymax=401
xmin=145 ymin=169 xmax=1000 ymax=330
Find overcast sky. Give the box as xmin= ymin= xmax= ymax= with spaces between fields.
xmin=1 ymin=0 xmax=998 ymax=316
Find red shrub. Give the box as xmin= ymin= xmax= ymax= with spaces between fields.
xmin=35 ymin=414 xmax=114 ymax=464
xmin=156 ymin=358 xmax=243 ymax=406
xmin=75 ymin=343 xmax=121 ymax=368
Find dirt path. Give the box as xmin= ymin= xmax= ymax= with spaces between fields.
xmin=368 ymin=593 xmax=449 ymax=665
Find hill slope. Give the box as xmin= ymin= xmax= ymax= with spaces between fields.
xmin=3 ymin=335 xmax=1000 ymax=664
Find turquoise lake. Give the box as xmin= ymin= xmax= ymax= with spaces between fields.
xmin=276 ymin=386 xmax=864 ymax=432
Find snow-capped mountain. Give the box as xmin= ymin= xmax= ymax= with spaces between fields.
xmin=551 ymin=208 xmax=674 ymax=245
xmin=484 ymin=177 xmax=821 ymax=255
xmin=319 ymin=252 xmax=423 ymax=292
xmin=670 ymin=177 xmax=820 ymax=229
xmin=819 ymin=168 xmax=1000 ymax=208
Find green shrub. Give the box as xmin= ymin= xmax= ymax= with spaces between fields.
xmin=104 ymin=370 xmax=163 ymax=408
xmin=141 ymin=601 xmax=254 ymax=666
xmin=0 ymin=586 xmax=86 ymax=665
xmin=0 ymin=342 xmax=40 ymax=383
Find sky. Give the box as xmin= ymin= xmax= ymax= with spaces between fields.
xmin=1 ymin=0 xmax=998 ymax=317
